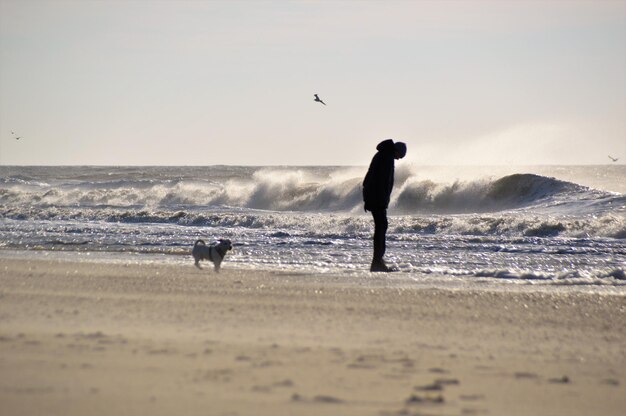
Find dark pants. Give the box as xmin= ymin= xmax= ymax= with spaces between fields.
xmin=371 ymin=208 xmax=388 ymax=261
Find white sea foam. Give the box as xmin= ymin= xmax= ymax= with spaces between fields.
xmin=1 ymin=165 xmax=624 ymax=288
xmin=2 ymin=166 xmax=623 ymax=214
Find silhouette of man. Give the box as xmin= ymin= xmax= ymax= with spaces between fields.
xmin=362 ymin=139 xmax=407 ymax=272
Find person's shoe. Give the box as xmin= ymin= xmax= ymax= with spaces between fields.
xmin=370 ymin=259 xmax=394 ymax=272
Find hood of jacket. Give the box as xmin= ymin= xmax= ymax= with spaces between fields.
xmin=376 ymin=139 xmax=395 ymax=153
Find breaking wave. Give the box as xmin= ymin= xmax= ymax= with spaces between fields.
xmin=1 ymin=166 xmax=624 ymax=239
xmin=1 ymin=167 xmax=623 ymax=216
xmin=393 ymin=173 xmax=623 ymax=214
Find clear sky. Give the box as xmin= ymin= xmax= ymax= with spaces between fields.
xmin=0 ymin=0 xmax=624 ymax=165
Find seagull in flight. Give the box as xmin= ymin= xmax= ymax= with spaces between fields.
xmin=11 ymin=130 xmax=21 ymax=140
xmin=608 ymin=155 xmax=618 ymax=162
xmin=314 ymin=94 xmax=326 ymax=106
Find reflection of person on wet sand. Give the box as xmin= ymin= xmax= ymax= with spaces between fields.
xmin=362 ymin=139 xmax=406 ymax=272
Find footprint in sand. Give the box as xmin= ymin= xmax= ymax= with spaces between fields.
xmin=460 ymin=394 xmax=485 ymax=401
xmin=313 ymin=395 xmax=343 ymax=404
xmin=514 ymin=371 xmax=539 ymax=379
xmin=548 ymin=375 xmax=570 ymax=384
xmin=415 ymin=382 xmax=443 ymax=391
xmin=273 ymin=379 xmax=294 ymax=387
xmin=405 ymin=393 xmax=445 ymax=404
xmin=415 ymin=377 xmax=460 ymax=392
xmin=290 ymin=394 xmax=343 ymax=404
xmin=435 ymin=377 xmax=460 ymax=386
xmin=601 ymin=378 xmax=620 ymax=386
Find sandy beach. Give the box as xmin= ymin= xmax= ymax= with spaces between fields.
xmin=0 ymin=255 xmax=624 ymax=416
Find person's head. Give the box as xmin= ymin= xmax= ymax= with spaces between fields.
xmin=394 ymin=142 xmax=407 ymax=160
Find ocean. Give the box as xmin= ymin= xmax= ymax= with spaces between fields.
xmin=1 ymin=165 xmax=625 ymax=291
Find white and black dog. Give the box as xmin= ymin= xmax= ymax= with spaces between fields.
xmin=192 ymin=239 xmax=232 ymax=272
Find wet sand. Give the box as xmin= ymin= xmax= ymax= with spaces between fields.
xmin=0 ymin=256 xmax=624 ymax=416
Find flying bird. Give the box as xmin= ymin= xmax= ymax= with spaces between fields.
xmin=11 ymin=130 xmax=21 ymax=140
xmin=314 ymin=94 xmax=326 ymax=106
xmin=608 ymin=155 xmax=618 ymax=162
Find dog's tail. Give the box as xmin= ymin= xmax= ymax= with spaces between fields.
xmin=194 ymin=239 xmax=206 ymax=247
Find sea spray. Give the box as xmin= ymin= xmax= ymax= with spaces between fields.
xmin=1 ymin=165 xmax=624 ymax=285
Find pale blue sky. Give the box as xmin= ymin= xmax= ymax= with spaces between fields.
xmin=0 ymin=0 xmax=624 ymax=165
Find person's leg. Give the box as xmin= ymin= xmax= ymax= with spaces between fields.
xmin=371 ymin=208 xmax=388 ymax=262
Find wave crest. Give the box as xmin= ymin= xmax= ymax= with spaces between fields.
xmin=393 ymin=173 xmax=594 ymax=213
xmin=1 ymin=169 xmax=622 ymax=216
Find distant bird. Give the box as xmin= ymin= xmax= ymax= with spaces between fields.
xmin=314 ymin=94 xmax=326 ymax=106
xmin=11 ymin=130 xmax=21 ymax=140
xmin=608 ymin=155 xmax=619 ymax=162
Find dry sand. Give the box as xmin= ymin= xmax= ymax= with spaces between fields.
xmin=0 ymin=256 xmax=624 ymax=416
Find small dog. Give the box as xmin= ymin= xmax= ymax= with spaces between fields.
xmin=192 ymin=239 xmax=232 ymax=272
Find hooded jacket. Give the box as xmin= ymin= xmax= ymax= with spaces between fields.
xmin=362 ymin=139 xmax=396 ymax=211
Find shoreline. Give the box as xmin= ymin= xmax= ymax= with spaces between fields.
xmin=1 ymin=248 xmax=625 ymax=295
xmin=1 ymin=255 xmax=625 ymax=415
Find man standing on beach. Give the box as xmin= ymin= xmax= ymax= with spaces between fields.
xmin=362 ymin=139 xmax=407 ymax=272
